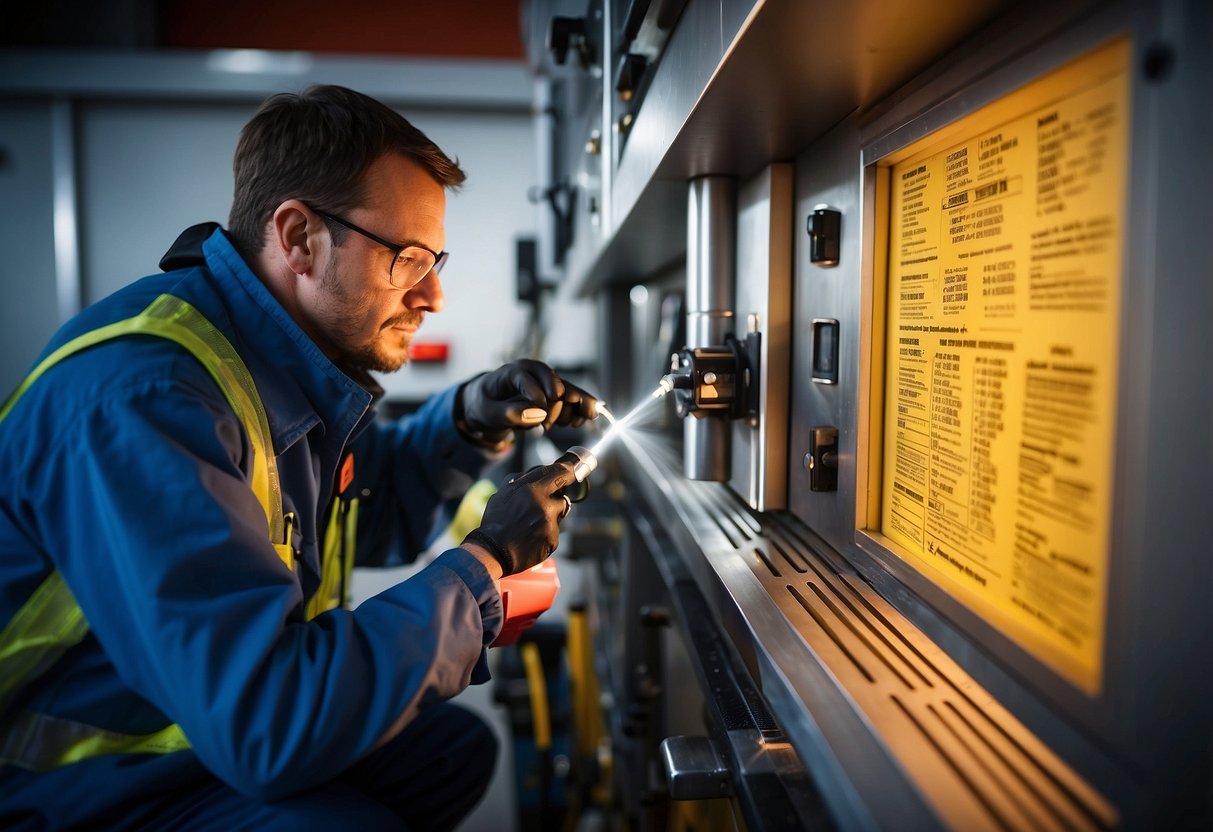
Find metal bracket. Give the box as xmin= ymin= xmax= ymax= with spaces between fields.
xmin=660 ymin=735 xmax=734 ymax=800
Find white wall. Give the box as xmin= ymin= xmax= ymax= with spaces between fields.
xmin=0 ymin=99 xmax=61 ymax=394
xmin=72 ymin=98 xmax=541 ymax=401
xmin=78 ymin=101 xmax=248 ymax=302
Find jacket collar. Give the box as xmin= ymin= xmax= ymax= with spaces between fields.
xmin=173 ymin=225 xmax=376 ymax=454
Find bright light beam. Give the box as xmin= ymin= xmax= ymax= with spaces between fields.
xmin=587 ymin=382 xmax=670 ymax=460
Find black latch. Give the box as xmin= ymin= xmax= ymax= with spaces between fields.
xmin=806 ymin=426 xmax=839 ymax=492
xmin=614 ymin=53 xmax=648 ymax=102
xmin=548 ymin=16 xmax=587 ymax=66
xmin=806 ymin=206 xmax=841 ymax=266
xmin=811 ymin=319 xmax=839 ymax=384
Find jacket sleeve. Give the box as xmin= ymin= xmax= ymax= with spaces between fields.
xmin=349 ymin=384 xmax=509 ymax=567
xmin=33 ymin=369 xmax=503 ymax=801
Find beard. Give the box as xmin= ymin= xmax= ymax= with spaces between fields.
xmin=317 ymin=259 xmax=423 ymax=374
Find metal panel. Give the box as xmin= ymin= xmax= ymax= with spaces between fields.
xmin=731 ymin=164 xmax=792 ymax=510
xmin=565 ymin=0 xmax=1018 ymax=295
xmin=784 ymin=0 xmax=1211 ymax=824
xmin=620 ymin=442 xmax=1120 ymax=830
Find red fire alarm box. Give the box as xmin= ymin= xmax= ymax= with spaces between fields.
xmin=407 ymin=342 xmax=450 ymax=363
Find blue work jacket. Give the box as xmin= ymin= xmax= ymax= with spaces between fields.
xmin=0 ymin=225 xmax=505 ymax=824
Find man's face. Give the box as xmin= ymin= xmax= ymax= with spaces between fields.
xmin=308 ymin=153 xmax=446 ymax=373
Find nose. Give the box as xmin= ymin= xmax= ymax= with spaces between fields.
xmin=404 ymin=268 xmax=444 ymax=313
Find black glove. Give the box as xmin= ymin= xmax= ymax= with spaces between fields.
xmin=456 ymin=359 xmax=598 ymax=446
xmin=463 ymin=461 xmax=577 ymax=575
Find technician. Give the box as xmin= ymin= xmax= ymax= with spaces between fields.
xmin=0 ymin=85 xmax=595 ymax=829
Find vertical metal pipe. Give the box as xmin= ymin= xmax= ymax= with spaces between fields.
xmin=51 ymin=97 xmax=82 ymax=322
xmin=684 ymin=176 xmax=735 ymax=481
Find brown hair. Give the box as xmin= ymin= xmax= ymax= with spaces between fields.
xmin=228 ymin=84 xmax=466 ymax=258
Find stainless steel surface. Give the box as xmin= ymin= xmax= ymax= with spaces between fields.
xmin=564 ymin=0 xmax=758 ymax=292
xmin=729 ymin=165 xmax=791 ymax=510
xmin=686 ymin=176 xmax=736 ymax=319
xmin=684 ymin=175 xmax=736 ymax=481
xmin=624 ymin=442 xmax=1120 ymax=830
xmin=684 ymin=417 xmax=728 ymax=482
xmin=660 ymin=735 xmax=734 ymax=800
xmin=567 ymin=0 xmax=1019 ymax=295
xmin=50 ymin=97 xmax=80 ymax=323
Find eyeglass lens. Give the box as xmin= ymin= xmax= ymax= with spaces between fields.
xmin=389 ymin=248 xmax=446 ymax=289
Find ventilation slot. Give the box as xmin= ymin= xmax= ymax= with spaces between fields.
xmin=704 ymin=486 xmax=757 ymax=541
xmin=706 ymin=511 xmax=742 ymax=548
xmin=948 ymin=701 xmax=1114 ymax=829
xmin=753 ymin=547 xmax=781 ymax=577
xmin=768 ymin=537 xmax=807 ymax=574
xmin=787 ymin=583 xmax=875 ymax=684
xmin=804 ymin=581 xmax=916 ymax=690
xmin=891 ymin=695 xmax=1017 ymax=832
xmin=822 ymin=580 xmax=935 ymax=689
xmin=843 ymin=582 xmax=945 ymax=686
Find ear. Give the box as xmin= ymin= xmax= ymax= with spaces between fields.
xmin=270 ymin=200 xmax=323 ymax=276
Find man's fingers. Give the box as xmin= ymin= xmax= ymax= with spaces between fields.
xmin=512 ymin=360 xmax=563 ymax=403
xmin=514 ymin=460 xmax=577 ymax=491
xmin=557 ymin=381 xmax=597 ymax=426
xmin=543 ymin=400 xmax=564 ymax=431
xmin=508 ymin=370 xmax=550 ymax=409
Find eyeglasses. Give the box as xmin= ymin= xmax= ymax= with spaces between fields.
xmin=316 ymin=210 xmax=448 ymax=290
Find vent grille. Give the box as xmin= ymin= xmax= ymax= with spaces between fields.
xmin=666 ymin=478 xmax=1114 ymax=832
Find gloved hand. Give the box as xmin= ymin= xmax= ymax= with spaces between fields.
xmin=463 ymin=461 xmax=577 ymax=575
xmin=457 ymin=359 xmax=598 ymax=446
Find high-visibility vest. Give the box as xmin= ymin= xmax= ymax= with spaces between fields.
xmin=0 ymin=293 xmax=356 ymax=771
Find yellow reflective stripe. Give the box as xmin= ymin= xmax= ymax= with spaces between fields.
xmin=342 ymin=499 xmax=359 ymax=609
xmin=307 ymin=497 xmax=358 ymax=620
xmin=0 ymin=294 xmax=285 ymax=550
xmin=273 ymin=543 xmax=295 ymax=572
xmin=0 ymin=293 xmax=287 ymax=770
xmin=0 ymin=573 xmax=88 ymax=716
xmin=0 ymin=709 xmax=187 ymax=772
xmin=134 ymin=295 xmax=284 ymax=548
xmin=448 ymin=479 xmax=496 ymax=542
xmin=308 ymin=501 xmax=345 ymax=619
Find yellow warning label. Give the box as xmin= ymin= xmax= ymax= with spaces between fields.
xmin=877 ymin=39 xmax=1130 ymax=693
